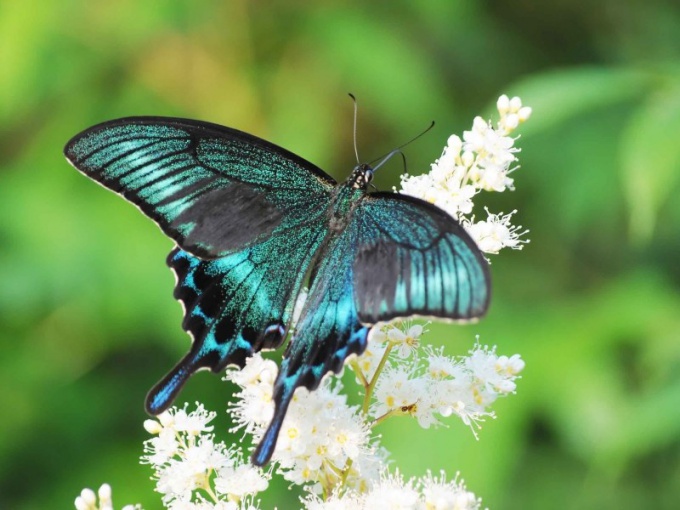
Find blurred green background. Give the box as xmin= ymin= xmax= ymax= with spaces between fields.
xmin=2 ymin=1 xmax=680 ymax=508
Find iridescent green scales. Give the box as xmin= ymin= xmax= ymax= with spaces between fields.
xmin=64 ymin=116 xmax=490 ymax=466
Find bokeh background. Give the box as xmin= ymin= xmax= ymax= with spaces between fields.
xmin=2 ymin=1 xmax=680 ymax=508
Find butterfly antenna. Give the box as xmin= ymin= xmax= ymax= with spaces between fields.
xmin=349 ymin=93 xmax=361 ymax=165
xmin=369 ymin=120 xmax=435 ymax=166
xmin=372 ymin=149 xmax=407 ymax=173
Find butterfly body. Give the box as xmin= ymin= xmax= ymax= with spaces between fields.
xmin=64 ymin=117 xmax=490 ymax=465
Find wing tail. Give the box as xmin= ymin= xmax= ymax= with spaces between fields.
xmin=145 ymin=348 xmax=207 ymax=414
xmin=251 ymin=373 xmax=297 ymax=466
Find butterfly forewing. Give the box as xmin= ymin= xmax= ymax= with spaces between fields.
xmin=64 ymin=117 xmax=336 ymax=258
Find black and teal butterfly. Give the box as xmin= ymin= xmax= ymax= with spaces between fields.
xmin=64 ymin=117 xmax=490 ymax=465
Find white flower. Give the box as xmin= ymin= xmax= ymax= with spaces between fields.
xmin=386 ymin=322 xmax=426 ymax=359
xmin=399 ymin=94 xmax=531 ymax=254
xmin=426 ymin=342 xmax=524 ymax=435
xmin=226 ymin=354 xmax=378 ymax=491
xmin=142 ymin=405 xmax=216 ymax=468
xmin=302 ymin=469 xmax=482 ymax=510
xmin=270 ymin=382 xmax=374 ymax=489
xmin=496 ymin=354 xmax=526 ymax=381
xmin=496 ymin=94 xmax=532 ymax=134
xmin=426 ymin=348 xmax=457 ymax=379
xmin=372 ymin=365 xmax=427 ymax=420
xmin=154 ymin=437 xmax=229 ymax=502
xmin=364 ymin=470 xmax=420 ymax=510
xmin=172 ymin=404 xmax=216 ymax=436
xmin=302 ymin=491 xmax=364 ymax=510
xmin=214 ymin=462 xmax=269 ymax=498
xmin=225 ymin=355 xmax=277 ymax=434
xmin=463 ymin=116 xmax=518 ymax=173
xmin=400 ymin=171 xmax=477 ymax=220
xmin=142 ymin=403 xmax=270 ymax=508
xmin=366 ymin=330 xmax=524 ymax=435
xmin=74 ymin=484 xmax=141 ymax=510
xmin=144 ymin=418 xmax=164 ymax=435
xmin=167 ymin=498 xmax=240 ymax=509
xmin=418 ymin=471 xmax=482 ymax=510
xmin=463 ymin=208 xmax=529 ymax=254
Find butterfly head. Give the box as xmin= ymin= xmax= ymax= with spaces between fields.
xmin=348 ymin=163 xmax=374 ymax=189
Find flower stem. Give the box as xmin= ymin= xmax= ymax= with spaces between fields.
xmin=362 ymin=344 xmax=393 ymax=415
xmin=350 ymin=360 xmax=369 ymax=388
xmin=371 ymin=403 xmax=417 ymax=428
xmin=339 ymin=458 xmax=354 ymax=488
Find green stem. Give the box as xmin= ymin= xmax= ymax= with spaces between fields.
xmin=200 ymin=471 xmax=220 ymax=503
xmin=362 ymin=344 xmax=393 ymax=415
xmin=339 ymin=458 xmax=354 ymax=487
xmin=370 ymin=403 xmax=416 ymax=428
xmin=350 ymin=360 xmax=369 ymax=388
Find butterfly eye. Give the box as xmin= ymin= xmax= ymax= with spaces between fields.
xmin=364 ymin=168 xmax=374 ymax=184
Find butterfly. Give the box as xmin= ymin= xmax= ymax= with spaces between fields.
xmin=64 ymin=116 xmax=490 ymax=465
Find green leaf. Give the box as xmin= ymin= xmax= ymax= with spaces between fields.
xmin=621 ymin=82 xmax=680 ymax=243
xmin=504 ymin=67 xmax=652 ymax=136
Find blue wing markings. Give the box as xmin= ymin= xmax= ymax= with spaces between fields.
xmin=145 ymin=200 xmax=329 ymax=414
xmin=64 ymin=117 xmax=336 ymax=258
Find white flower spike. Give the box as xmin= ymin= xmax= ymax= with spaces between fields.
xmin=400 ymin=95 xmax=531 ymax=254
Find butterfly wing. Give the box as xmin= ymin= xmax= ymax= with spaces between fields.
xmin=251 ymin=193 xmax=490 ymax=465
xmin=146 ymin=204 xmax=327 ymax=414
xmin=252 ymin=222 xmax=369 ymax=465
xmin=352 ymin=192 xmax=490 ymax=323
xmin=64 ymin=117 xmax=336 ymax=258
xmin=64 ymin=117 xmax=338 ymax=413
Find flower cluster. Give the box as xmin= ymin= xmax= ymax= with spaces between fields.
xmin=78 ymin=329 xmax=522 ymax=509
xmin=399 ymin=95 xmax=531 ymax=253
xmin=226 ymin=355 xmax=381 ymax=494
xmin=141 ymin=404 xmax=269 ymax=509
xmin=138 ymin=321 xmax=519 ymax=509
xmin=223 ymin=326 xmax=522 ymax=500
xmin=75 ymin=484 xmax=140 ymax=510
xmin=303 ymin=470 xmax=481 ymax=510
xmin=355 ymin=321 xmax=525 ymax=434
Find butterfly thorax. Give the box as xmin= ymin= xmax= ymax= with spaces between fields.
xmin=327 ymin=165 xmax=372 ymax=231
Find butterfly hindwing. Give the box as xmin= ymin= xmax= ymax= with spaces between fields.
xmin=64 ymin=117 xmax=336 ymax=258
xmin=253 ymin=222 xmax=369 ymax=465
xmin=147 ymin=203 xmax=328 ymax=414
xmin=352 ymin=193 xmax=490 ymax=323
